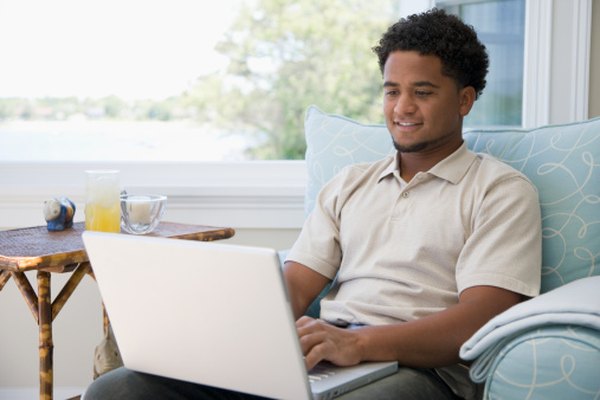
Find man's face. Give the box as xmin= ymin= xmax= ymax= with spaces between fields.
xmin=382 ymin=51 xmax=474 ymax=154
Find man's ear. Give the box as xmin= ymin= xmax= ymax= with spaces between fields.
xmin=459 ymin=86 xmax=477 ymax=117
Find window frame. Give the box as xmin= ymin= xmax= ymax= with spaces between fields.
xmin=0 ymin=0 xmax=592 ymax=230
xmin=523 ymin=0 xmax=592 ymax=127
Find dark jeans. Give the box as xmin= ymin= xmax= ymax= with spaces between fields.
xmin=83 ymin=366 xmax=461 ymax=400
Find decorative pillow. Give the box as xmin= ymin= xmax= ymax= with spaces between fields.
xmin=463 ymin=117 xmax=600 ymax=293
xmin=303 ymin=105 xmax=394 ymax=215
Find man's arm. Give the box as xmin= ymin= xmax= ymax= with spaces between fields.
xmin=295 ymin=283 xmax=522 ymax=370
xmin=283 ymin=260 xmax=331 ymax=319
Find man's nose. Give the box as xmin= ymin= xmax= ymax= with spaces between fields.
xmin=394 ymin=94 xmax=417 ymax=115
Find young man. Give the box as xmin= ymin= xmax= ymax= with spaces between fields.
xmin=84 ymin=9 xmax=541 ymax=400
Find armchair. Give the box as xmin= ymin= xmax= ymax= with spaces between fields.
xmin=298 ymin=105 xmax=600 ymax=399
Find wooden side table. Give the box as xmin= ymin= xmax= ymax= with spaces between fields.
xmin=0 ymin=221 xmax=235 ymax=400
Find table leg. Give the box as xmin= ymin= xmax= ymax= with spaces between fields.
xmin=52 ymin=263 xmax=91 ymax=321
xmin=3 ymin=266 xmax=91 ymax=399
xmin=10 ymin=271 xmax=39 ymax=324
xmin=38 ymin=271 xmax=53 ymax=400
xmin=0 ymin=270 xmax=10 ymax=291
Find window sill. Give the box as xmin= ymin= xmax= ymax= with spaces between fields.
xmin=0 ymin=160 xmax=307 ymax=229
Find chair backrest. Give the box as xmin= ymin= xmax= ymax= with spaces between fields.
xmin=304 ymin=105 xmax=600 ymax=294
xmin=304 ymin=105 xmax=394 ymax=215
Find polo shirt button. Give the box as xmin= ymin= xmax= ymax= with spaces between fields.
xmin=402 ymin=191 xmax=409 ymax=198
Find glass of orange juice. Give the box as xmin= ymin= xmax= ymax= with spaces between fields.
xmin=85 ymin=170 xmax=121 ymax=232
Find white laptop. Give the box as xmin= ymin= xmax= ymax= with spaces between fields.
xmin=83 ymin=231 xmax=398 ymax=400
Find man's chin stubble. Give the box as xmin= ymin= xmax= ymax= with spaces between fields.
xmin=393 ymin=140 xmax=429 ymax=153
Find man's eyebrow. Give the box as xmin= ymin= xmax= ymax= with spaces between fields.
xmin=414 ymin=81 xmax=440 ymax=88
xmin=382 ymin=80 xmax=440 ymax=88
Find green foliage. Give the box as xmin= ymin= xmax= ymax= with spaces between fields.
xmin=187 ymin=0 xmax=396 ymax=159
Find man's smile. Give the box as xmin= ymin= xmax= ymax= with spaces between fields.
xmin=393 ymin=120 xmax=423 ymax=132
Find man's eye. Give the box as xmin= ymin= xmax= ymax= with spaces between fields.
xmin=385 ymin=90 xmax=399 ymax=96
xmin=415 ymin=90 xmax=432 ymax=97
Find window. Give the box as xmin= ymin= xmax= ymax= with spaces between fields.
xmin=0 ymin=0 xmax=397 ymax=162
xmin=0 ymin=0 xmax=592 ymax=230
xmin=438 ymin=0 xmax=526 ymax=128
xmin=0 ymin=0 xmax=247 ymax=162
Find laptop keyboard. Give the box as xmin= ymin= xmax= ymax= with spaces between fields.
xmin=308 ymin=364 xmax=337 ymax=383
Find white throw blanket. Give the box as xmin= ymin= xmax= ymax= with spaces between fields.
xmin=459 ymin=275 xmax=600 ymax=382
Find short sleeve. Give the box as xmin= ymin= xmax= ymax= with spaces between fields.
xmin=456 ymin=175 xmax=542 ymax=297
xmin=285 ymin=169 xmax=349 ymax=279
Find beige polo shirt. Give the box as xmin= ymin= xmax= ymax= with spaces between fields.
xmin=287 ymin=143 xmax=541 ymax=326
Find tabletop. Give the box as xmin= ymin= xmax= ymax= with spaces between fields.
xmin=0 ymin=221 xmax=236 ymax=273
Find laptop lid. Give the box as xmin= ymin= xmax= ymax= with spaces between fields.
xmin=83 ymin=231 xmax=397 ymax=400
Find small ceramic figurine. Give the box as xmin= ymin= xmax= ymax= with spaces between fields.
xmin=43 ymin=197 xmax=76 ymax=231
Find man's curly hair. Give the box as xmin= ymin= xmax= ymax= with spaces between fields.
xmin=373 ymin=8 xmax=489 ymax=99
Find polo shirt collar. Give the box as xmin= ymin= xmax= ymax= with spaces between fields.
xmin=428 ymin=143 xmax=477 ymax=184
xmin=378 ymin=154 xmax=399 ymax=182
xmin=378 ymin=142 xmax=476 ymax=185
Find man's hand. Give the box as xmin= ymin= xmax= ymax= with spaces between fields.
xmin=295 ymin=286 xmax=523 ymax=369
xmin=296 ymin=316 xmax=363 ymax=370
xmin=285 ymin=260 xmax=524 ymax=369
